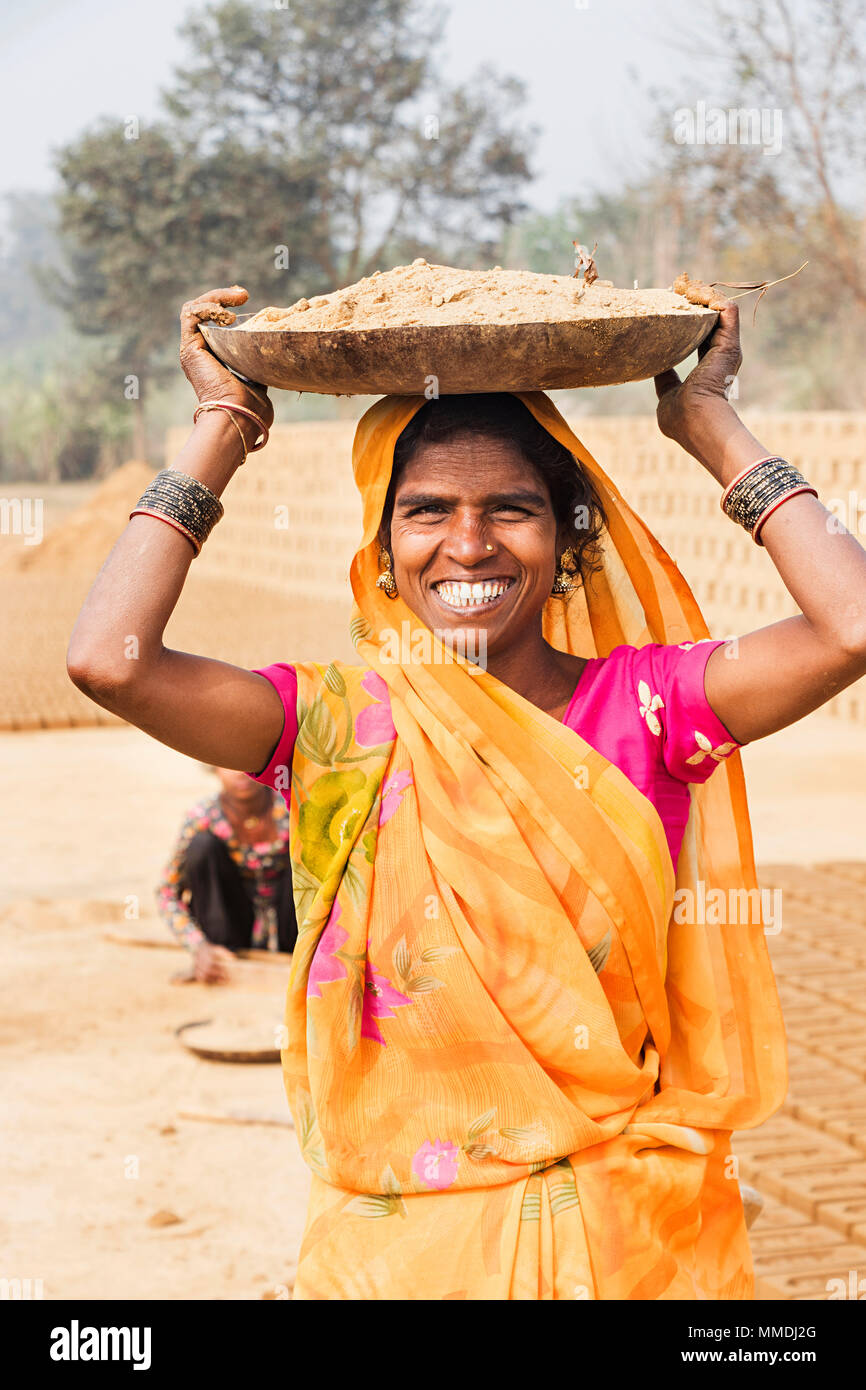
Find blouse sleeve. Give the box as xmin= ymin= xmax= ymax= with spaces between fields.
xmin=248 ymin=663 xmax=299 ymax=796
xmin=155 ymin=804 xmax=208 ymax=951
xmin=638 ymin=640 xmax=743 ymax=785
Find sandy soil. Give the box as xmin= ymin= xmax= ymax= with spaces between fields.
xmin=241 ymin=261 xmax=709 ymax=331
xmin=0 ymin=730 xmax=310 ymax=1301
xmin=2 ymin=708 xmax=866 ymax=1300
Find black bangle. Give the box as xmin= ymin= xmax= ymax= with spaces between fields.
xmin=129 ymin=469 xmax=224 ymax=554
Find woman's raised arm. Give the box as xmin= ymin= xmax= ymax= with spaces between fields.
xmin=654 ymin=298 xmax=866 ymax=745
xmin=66 ymin=287 xmax=285 ymax=774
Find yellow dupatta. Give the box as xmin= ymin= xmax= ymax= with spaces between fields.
xmin=281 ymin=392 xmax=787 ymax=1301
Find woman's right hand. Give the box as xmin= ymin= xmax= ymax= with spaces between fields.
xmin=192 ymin=939 xmax=235 ymax=984
xmin=179 ymin=285 xmax=274 ymax=431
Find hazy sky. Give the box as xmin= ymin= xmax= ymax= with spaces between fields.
xmin=1 ymin=0 xmax=712 ymax=210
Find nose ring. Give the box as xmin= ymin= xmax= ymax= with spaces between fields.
xmin=485 ymin=543 xmax=493 ymax=551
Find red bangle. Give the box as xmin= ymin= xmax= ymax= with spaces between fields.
xmin=129 ymin=507 xmax=201 ymax=555
xmin=719 ymin=456 xmax=781 ymax=512
xmin=193 ymin=399 xmax=269 ymax=451
xmin=751 ymin=485 xmax=819 ymax=545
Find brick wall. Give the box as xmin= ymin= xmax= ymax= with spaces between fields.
xmin=169 ymin=410 xmax=866 ymax=725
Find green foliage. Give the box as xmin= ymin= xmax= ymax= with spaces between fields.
xmin=165 ymin=1 xmax=535 ymax=275
xmin=6 ymin=0 xmax=866 ymax=475
xmin=0 ymin=192 xmax=131 ymax=479
xmin=0 ymin=330 xmax=132 ymax=483
xmin=24 ymin=0 xmax=535 ymax=472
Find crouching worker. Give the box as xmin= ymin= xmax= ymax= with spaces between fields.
xmin=157 ymin=766 xmax=297 ymax=983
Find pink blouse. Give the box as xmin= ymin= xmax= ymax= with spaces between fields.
xmin=250 ymin=639 xmax=741 ymax=865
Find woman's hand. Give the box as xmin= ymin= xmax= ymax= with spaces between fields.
xmin=179 ymin=285 xmax=274 ymax=431
xmin=653 ymin=295 xmax=743 ymax=476
xmin=192 ymin=939 xmax=235 ymax=984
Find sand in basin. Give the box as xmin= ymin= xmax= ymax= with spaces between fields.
xmin=240 ymin=261 xmax=710 ymax=332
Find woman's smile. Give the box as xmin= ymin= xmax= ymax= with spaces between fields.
xmin=430 ymin=576 xmax=516 ymax=615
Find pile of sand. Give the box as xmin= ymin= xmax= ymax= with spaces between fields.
xmin=240 ymin=261 xmax=708 ymax=333
xmin=1 ymin=459 xmax=154 ymax=576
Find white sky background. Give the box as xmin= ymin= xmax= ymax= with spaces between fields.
xmin=0 ymin=0 xmax=741 ymax=210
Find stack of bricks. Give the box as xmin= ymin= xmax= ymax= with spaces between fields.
xmin=737 ymin=861 xmax=866 ymax=1299
xmin=174 ymin=421 xmax=361 ymax=603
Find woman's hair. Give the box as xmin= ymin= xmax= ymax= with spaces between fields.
xmin=376 ymin=394 xmax=607 ymax=588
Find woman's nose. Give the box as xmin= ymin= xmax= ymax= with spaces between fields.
xmin=439 ymin=513 xmax=491 ymax=561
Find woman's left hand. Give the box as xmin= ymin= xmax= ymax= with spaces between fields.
xmin=653 ymin=296 xmax=743 ymax=465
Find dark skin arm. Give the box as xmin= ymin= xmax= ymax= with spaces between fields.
xmin=655 ymin=298 xmax=866 ymax=745
xmin=66 ymin=287 xmax=285 ymax=774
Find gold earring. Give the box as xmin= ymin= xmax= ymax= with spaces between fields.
xmin=376 ymin=547 xmax=398 ymax=599
xmin=551 ymin=546 xmax=578 ymax=595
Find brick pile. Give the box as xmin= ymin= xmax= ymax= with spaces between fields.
xmin=738 ymin=862 xmax=866 ymax=1299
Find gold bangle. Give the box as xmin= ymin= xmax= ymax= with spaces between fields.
xmin=193 ymin=402 xmax=250 ymax=463
xmin=222 ymin=410 xmax=248 ymax=466
xmin=193 ymin=399 xmax=269 ymax=451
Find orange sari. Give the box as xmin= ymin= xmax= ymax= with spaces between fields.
xmin=279 ymin=392 xmax=787 ymax=1300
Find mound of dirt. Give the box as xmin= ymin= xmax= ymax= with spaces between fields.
xmin=240 ymin=261 xmax=706 ymax=333
xmin=2 ymin=459 xmax=154 ymax=575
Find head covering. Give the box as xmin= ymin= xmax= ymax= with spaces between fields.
xmin=282 ymin=391 xmax=787 ymax=1301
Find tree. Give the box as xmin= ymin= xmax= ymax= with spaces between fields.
xmin=516 ymin=0 xmax=866 ymax=410
xmin=652 ymin=0 xmax=866 ymax=406
xmin=47 ymin=0 xmax=537 ymax=458
xmin=0 ymin=193 xmax=130 ymax=480
xmin=708 ymin=0 xmax=866 ymax=306
xmin=51 ymin=123 xmax=197 ymax=458
xmin=165 ymin=0 xmax=536 ymax=278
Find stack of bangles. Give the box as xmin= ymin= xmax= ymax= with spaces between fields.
xmin=720 ymin=455 xmax=818 ymax=545
xmin=128 ymin=398 xmax=269 ymax=556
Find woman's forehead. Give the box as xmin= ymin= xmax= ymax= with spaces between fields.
xmin=394 ymin=434 xmax=534 ymax=486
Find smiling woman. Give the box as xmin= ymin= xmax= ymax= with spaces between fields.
xmin=377 ymin=395 xmax=606 ymax=709
xmin=65 ymin=285 xmax=866 ymax=1301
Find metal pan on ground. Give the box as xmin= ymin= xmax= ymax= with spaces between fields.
xmin=199 ymin=308 xmax=718 ymax=397
xmin=176 ymin=1018 xmax=281 ymax=1064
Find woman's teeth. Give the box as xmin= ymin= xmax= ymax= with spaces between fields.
xmin=434 ymin=580 xmax=512 ymax=609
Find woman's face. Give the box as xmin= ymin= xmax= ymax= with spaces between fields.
xmin=215 ymin=767 xmax=264 ymax=800
xmin=386 ymin=432 xmax=562 ymax=658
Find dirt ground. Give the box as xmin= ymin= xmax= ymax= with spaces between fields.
xmin=0 ymin=728 xmax=310 ymax=1301
xmin=2 ymin=708 xmax=865 ymax=1300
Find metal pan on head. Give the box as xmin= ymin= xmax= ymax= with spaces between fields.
xmin=199 ymin=307 xmax=718 ymax=397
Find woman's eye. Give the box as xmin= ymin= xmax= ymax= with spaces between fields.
xmin=407 ymin=504 xmax=530 ymax=518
